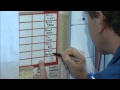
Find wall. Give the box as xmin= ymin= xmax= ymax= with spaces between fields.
xmin=58 ymin=11 xmax=68 ymax=78
xmin=99 ymin=54 xmax=113 ymax=72
xmin=69 ymin=11 xmax=94 ymax=79
xmin=58 ymin=11 xmax=68 ymax=53
xmin=0 ymin=11 xmax=19 ymax=79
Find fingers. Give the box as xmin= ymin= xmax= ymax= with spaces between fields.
xmin=61 ymin=47 xmax=85 ymax=68
xmin=33 ymin=60 xmax=47 ymax=79
xmin=63 ymin=47 xmax=85 ymax=60
xmin=61 ymin=52 xmax=76 ymax=68
xmin=38 ymin=60 xmax=47 ymax=79
xmin=33 ymin=74 xmax=40 ymax=79
xmin=60 ymin=48 xmax=88 ymax=79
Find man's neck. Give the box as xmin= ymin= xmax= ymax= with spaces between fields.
xmin=109 ymin=35 xmax=120 ymax=55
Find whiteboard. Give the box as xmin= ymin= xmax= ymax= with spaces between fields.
xmin=19 ymin=11 xmax=58 ymax=68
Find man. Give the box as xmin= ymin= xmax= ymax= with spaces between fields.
xmin=33 ymin=11 xmax=120 ymax=79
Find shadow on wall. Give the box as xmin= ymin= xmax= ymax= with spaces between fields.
xmin=58 ymin=11 xmax=68 ymax=53
xmin=82 ymin=11 xmax=94 ymax=73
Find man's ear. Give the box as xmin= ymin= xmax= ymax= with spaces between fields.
xmin=95 ymin=11 xmax=107 ymax=34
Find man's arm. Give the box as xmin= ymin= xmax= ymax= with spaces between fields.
xmin=32 ymin=47 xmax=92 ymax=79
xmin=61 ymin=47 xmax=88 ymax=79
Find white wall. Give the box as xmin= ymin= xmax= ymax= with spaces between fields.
xmin=68 ymin=11 xmax=94 ymax=79
xmin=99 ymin=54 xmax=113 ymax=71
xmin=0 ymin=11 xmax=19 ymax=79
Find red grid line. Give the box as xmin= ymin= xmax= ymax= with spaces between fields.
xmin=19 ymin=34 xmax=57 ymax=38
xmin=31 ymin=14 xmax=33 ymax=66
xmin=20 ymin=20 xmax=57 ymax=23
xmin=19 ymin=41 xmax=57 ymax=46
xmin=19 ymin=27 xmax=57 ymax=30
xmin=44 ymin=13 xmax=45 ymax=63
xmin=20 ymin=48 xmax=57 ymax=53
xmin=20 ymin=54 xmax=55 ymax=60
xmin=19 ymin=11 xmax=58 ymax=15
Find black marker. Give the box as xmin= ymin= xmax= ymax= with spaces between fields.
xmin=52 ymin=53 xmax=80 ymax=62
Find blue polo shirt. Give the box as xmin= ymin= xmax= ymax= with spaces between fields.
xmin=94 ymin=46 xmax=120 ymax=79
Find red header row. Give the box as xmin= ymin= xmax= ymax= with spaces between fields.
xmin=19 ymin=11 xmax=58 ymax=15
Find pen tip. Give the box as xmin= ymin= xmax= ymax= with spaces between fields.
xmin=52 ymin=53 xmax=56 ymax=55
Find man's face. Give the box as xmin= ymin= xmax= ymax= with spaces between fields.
xmin=85 ymin=11 xmax=105 ymax=53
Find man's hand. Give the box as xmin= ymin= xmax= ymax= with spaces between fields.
xmin=61 ymin=47 xmax=88 ymax=79
xmin=33 ymin=60 xmax=47 ymax=79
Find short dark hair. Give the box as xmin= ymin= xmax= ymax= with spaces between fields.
xmin=88 ymin=11 xmax=120 ymax=36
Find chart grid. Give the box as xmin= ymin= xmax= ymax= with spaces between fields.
xmin=19 ymin=11 xmax=58 ymax=67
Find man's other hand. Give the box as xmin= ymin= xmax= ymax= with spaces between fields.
xmin=33 ymin=60 xmax=47 ymax=79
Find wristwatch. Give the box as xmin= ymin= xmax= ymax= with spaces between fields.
xmin=87 ymin=73 xmax=95 ymax=79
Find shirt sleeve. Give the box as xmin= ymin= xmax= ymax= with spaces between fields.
xmin=94 ymin=64 xmax=120 ymax=79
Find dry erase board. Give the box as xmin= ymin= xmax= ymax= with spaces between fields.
xmin=19 ymin=11 xmax=58 ymax=67
xmin=19 ymin=11 xmax=68 ymax=79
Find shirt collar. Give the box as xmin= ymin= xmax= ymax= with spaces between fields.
xmin=108 ymin=46 xmax=120 ymax=66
